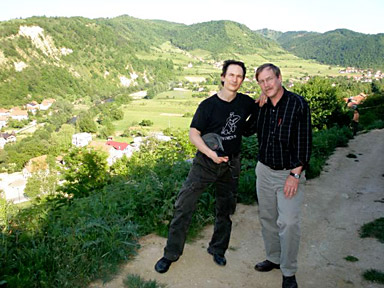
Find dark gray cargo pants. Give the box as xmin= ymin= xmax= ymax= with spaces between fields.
xmin=164 ymin=151 xmax=240 ymax=260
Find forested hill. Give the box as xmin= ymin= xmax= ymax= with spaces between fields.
xmin=256 ymin=28 xmax=384 ymax=69
xmin=0 ymin=16 xmax=282 ymax=107
xmin=169 ymin=20 xmax=280 ymax=53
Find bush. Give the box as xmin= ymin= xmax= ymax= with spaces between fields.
xmin=139 ymin=119 xmax=153 ymax=127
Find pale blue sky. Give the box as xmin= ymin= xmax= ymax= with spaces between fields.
xmin=1 ymin=0 xmax=383 ymax=34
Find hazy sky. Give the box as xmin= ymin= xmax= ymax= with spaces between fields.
xmin=1 ymin=0 xmax=383 ymax=34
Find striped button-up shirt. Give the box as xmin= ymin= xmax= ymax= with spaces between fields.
xmin=245 ymin=88 xmax=312 ymax=170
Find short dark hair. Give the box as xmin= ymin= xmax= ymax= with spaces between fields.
xmin=221 ymin=60 xmax=246 ymax=85
xmin=255 ymin=63 xmax=281 ymax=81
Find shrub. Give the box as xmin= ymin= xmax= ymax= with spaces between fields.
xmin=139 ymin=119 xmax=153 ymax=127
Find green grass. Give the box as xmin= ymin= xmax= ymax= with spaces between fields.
xmin=344 ymin=255 xmax=359 ymax=262
xmin=363 ymin=269 xmax=384 ymax=284
xmin=359 ymin=217 xmax=384 ymax=243
xmin=114 ymin=98 xmax=200 ymax=132
xmin=123 ymin=274 xmax=165 ymax=288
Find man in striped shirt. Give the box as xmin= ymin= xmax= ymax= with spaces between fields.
xmin=245 ymin=63 xmax=312 ymax=288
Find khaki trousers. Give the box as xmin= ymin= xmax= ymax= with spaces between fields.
xmin=256 ymin=161 xmax=305 ymax=276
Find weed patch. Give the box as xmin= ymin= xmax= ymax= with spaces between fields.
xmin=362 ymin=269 xmax=384 ymax=284
xmin=344 ymin=255 xmax=359 ymax=262
xmin=359 ymin=218 xmax=384 ymax=243
xmin=124 ymin=274 xmax=165 ymax=288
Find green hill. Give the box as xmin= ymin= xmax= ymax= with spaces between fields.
xmin=259 ymin=29 xmax=384 ymax=69
xmin=170 ymin=20 xmax=281 ymax=54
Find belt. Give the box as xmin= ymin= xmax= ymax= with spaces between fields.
xmin=260 ymin=161 xmax=289 ymax=171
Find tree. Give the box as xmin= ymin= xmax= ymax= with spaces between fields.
xmin=50 ymin=124 xmax=76 ymax=154
xmin=292 ymin=77 xmax=344 ymax=130
xmin=24 ymin=172 xmax=58 ymax=199
xmin=60 ymin=147 xmax=109 ymax=198
xmin=76 ymin=112 xmax=97 ymax=133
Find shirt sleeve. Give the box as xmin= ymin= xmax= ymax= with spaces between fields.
xmin=190 ymin=102 xmax=207 ymax=132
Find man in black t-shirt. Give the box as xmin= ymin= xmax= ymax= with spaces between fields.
xmin=155 ymin=60 xmax=257 ymax=273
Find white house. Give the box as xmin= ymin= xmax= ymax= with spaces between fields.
xmin=0 ymin=108 xmax=10 ymax=117
xmin=72 ymin=133 xmax=92 ymax=147
xmin=0 ymin=137 xmax=6 ymax=149
xmin=0 ymin=132 xmax=16 ymax=146
xmin=26 ymin=101 xmax=39 ymax=114
xmin=10 ymin=108 xmax=28 ymax=121
xmin=40 ymin=99 xmax=56 ymax=111
xmin=0 ymin=116 xmax=7 ymax=129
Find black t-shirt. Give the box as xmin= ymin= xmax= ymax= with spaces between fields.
xmin=190 ymin=93 xmax=256 ymax=155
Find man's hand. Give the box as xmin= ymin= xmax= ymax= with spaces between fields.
xmin=255 ymin=92 xmax=267 ymax=107
xmin=284 ymin=175 xmax=299 ymax=198
xmin=208 ymin=150 xmax=229 ymax=164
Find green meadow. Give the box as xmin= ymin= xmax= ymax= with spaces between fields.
xmin=113 ymin=92 xmax=201 ymax=134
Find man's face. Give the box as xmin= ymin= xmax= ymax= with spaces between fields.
xmin=221 ymin=64 xmax=244 ymax=93
xmin=257 ymin=68 xmax=282 ymax=100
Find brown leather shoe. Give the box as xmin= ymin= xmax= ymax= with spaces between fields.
xmin=254 ymin=260 xmax=280 ymax=272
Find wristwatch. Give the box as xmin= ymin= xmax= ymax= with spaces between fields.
xmin=290 ymin=172 xmax=301 ymax=179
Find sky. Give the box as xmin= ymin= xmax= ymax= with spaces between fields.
xmin=1 ymin=0 xmax=383 ymax=34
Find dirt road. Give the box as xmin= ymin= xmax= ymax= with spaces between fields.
xmin=91 ymin=129 xmax=384 ymax=288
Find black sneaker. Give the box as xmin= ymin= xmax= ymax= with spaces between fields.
xmin=207 ymin=248 xmax=227 ymax=266
xmin=282 ymin=275 xmax=298 ymax=288
xmin=154 ymin=257 xmax=175 ymax=273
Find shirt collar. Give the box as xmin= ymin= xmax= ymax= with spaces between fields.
xmin=266 ymin=87 xmax=288 ymax=108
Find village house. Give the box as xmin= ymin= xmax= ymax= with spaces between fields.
xmin=0 ymin=137 xmax=5 ymax=149
xmin=22 ymin=155 xmax=49 ymax=179
xmin=87 ymin=141 xmax=121 ymax=165
xmin=72 ymin=132 xmax=92 ymax=147
xmin=10 ymin=107 xmax=28 ymax=121
xmin=0 ymin=132 xmax=16 ymax=148
xmin=0 ymin=116 xmax=8 ymax=129
xmin=26 ymin=101 xmax=40 ymax=114
xmin=106 ymin=140 xmax=136 ymax=159
xmin=0 ymin=108 xmax=10 ymax=117
xmin=40 ymin=98 xmax=56 ymax=111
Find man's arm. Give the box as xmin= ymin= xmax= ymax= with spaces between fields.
xmin=189 ymin=128 xmax=228 ymax=164
xmin=284 ymin=99 xmax=312 ymax=198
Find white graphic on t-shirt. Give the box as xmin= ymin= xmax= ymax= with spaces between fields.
xmin=221 ymin=112 xmax=241 ymax=135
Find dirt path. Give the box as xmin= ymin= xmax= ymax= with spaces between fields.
xmin=90 ymin=129 xmax=384 ymax=288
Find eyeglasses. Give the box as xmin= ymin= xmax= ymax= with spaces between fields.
xmin=257 ymin=77 xmax=275 ymax=86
